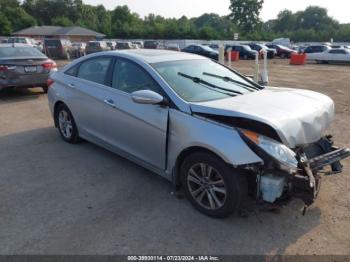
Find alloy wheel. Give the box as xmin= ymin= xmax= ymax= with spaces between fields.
xmin=187 ymin=163 xmax=227 ymax=210
xmin=58 ymin=110 xmax=73 ymax=139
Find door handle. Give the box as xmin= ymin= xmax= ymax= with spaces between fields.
xmin=104 ymin=99 xmax=116 ymax=108
xmin=68 ymin=83 xmax=75 ymax=88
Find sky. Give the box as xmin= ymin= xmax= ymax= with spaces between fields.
xmin=84 ymin=0 xmax=350 ymax=23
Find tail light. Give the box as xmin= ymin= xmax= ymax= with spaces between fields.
xmin=42 ymin=61 xmax=57 ymax=70
xmin=47 ymin=78 xmax=54 ymax=87
xmin=0 ymin=65 xmax=8 ymax=72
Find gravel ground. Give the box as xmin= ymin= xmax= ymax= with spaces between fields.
xmin=0 ymin=58 xmax=349 ymax=255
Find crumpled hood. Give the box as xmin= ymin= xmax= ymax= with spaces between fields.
xmin=190 ymin=87 xmax=335 ymax=148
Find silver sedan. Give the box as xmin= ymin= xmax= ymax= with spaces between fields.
xmin=48 ymin=49 xmax=350 ymax=217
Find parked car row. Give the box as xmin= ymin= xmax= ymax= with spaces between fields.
xmin=181 ymin=43 xmax=296 ymax=61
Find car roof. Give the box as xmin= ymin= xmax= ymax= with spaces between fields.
xmin=330 ymin=48 xmax=348 ymax=50
xmin=113 ymin=49 xmax=207 ymax=63
xmin=0 ymin=43 xmax=33 ymax=47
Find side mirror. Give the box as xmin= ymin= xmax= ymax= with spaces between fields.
xmin=131 ymin=90 xmax=166 ymax=105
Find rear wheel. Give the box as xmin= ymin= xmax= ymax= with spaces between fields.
xmin=55 ymin=104 xmax=79 ymax=144
xmin=181 ymin=152 xmax=247 ymax=218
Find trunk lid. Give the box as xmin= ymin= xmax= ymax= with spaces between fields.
xmin=190 ymin=87 xmax=335 ymax=148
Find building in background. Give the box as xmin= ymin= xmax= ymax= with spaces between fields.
xmin=12 ymin=26 xmax=105 ymax=42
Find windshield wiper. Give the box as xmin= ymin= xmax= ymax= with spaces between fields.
xmin=202 ymin=72 xmax=260 ymax=91
xmin=178 ymin=72 xmax=243 ymax=95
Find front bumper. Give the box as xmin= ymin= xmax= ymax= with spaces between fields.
xmin=246 ymin=134 xmax=350 ymax=207
xmin=291 ymin=145 xmax=350 ymax=206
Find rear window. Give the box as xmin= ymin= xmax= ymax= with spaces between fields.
xmin=87 ymin=42 xmax=101 ymax=47
xmin=8 ymin=38 xmax=27 ymax=44
xmin=144 ymin=41 xmax=158 ymax=47
xmin=0 ymin=46 xmax=46 ymax=58
xmin=44 ymin=40 xmax=61 ymax=47
xmin=117 ymin=43 xmax=129 ymax=49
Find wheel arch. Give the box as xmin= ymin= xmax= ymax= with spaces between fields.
xmin=173 ymin=146 xmax=230 ymax=187
xmin=53 ymin=100 xmax=66 ymax=127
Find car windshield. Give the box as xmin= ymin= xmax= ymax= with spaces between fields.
xmin=201 ymin=45 xmax=215 ymax=52
xmin=0 ymin=46 xmax=46 ymax=58
xmin=152 ymin=59 xmax=257 ymax=102
xmin=242 ymin=45 xmax=252 ymax=51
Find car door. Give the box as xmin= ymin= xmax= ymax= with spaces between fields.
xmin=184 ymin=45 xmax=195 ymax=54
xmin=333 ymin=49 xmax=347 ymax=62
xmin=235 ymin=46 xmax=243 ymax=56
xmin=64 ymin=56 xmax=114 ymax=141
xmin=326 ymin=50 xmax=340 ymax=62
xmin=101 ymin=58 xmax=169 ymax=170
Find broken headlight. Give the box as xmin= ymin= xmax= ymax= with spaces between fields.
xmin=241 ymin=130 xmax=298 ymax=170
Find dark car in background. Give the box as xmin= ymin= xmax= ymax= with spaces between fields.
xmin=116 ymin=42 xmax=133 ymax=50
xmin=0 ymin=44 xmax=57 ymax=93
xmin=248 ymin=43 xmax=276 ymax=59
xmin=266 ymin=44 xmax=296 ymax=58
xmin=85 ymin=41 xmax=110 ymax=55
xmin=144 ymin=40 xmax=162 ymax=49
xmin=225 ymin=44 xmax=256 ymax=59
xmin=182 ymin=44 xmax=219 ymax=60
xmin=44 ymin=39 xmax=73 ymax=59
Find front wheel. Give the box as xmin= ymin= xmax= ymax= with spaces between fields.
xmin=181 ymin=152 xmax=247 ymax=218
xmin=55 ymin=104 xmax=80 ymax=144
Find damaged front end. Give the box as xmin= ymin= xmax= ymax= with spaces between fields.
xmin=239 ymin=130 xmax=350 ymax=213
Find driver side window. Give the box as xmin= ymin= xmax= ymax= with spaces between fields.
xmin=112 ymin=59 xmax=162 ymax=94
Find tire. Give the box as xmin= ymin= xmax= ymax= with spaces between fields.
xmin=280 ymin=53 xmax=286 ymax=59
xmin=54 ymin=104 xmax=80 ymax=144
xmin=243 ymin=54 xmax=248 ymax=60
xmin=42 ymin=86 xmax=48 ymax=93
xmin=180 ymin=152 xmax=248 ymax=218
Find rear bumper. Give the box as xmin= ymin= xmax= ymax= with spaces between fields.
xmin=0 ymin=74 xmax=49 ymax=89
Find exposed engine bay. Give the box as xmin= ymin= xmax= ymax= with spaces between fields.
xmin=245 ymin=135 xmax=350 ymax=213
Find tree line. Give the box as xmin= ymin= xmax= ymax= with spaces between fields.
xmin=1 ymin=0 xmax=350 ymax=42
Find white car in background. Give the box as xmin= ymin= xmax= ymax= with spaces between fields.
xmin=7 ymin=37 xmax=43 ymax=52
xmin=309 ymin=48 xmax=350 ymax=64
